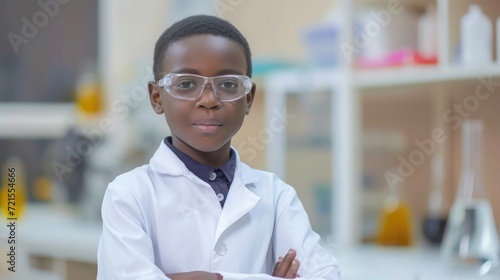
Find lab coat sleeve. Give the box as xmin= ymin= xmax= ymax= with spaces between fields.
xmin=271 ymin=185 xmax=341 ymax=280
xmin=215 ymin=185 xmax=341 ymax=280
xmin=97 ymin=183 xmax=170 ymax=280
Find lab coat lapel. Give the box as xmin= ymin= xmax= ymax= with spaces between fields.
xmin=214 ymin=159 xmax=261 ymax=242
xmin=151 ymin=141 xmax=261 ymax=241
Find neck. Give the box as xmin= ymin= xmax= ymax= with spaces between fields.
xmin=171 ymin=137 xmax=231 ymax=167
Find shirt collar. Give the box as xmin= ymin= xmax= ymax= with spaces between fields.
xmin=149 ymin=139 xmax=259 ymax=186
xmin=164 ymin=137 xmax=236 ymax=183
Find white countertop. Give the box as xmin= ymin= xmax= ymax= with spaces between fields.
xmin=17 ymin=203 xmax=101 ymax=264
xmin=16 ymin=204 xmax=500 ymax=279
xmin=336 ymin=246 xmax=499 ymax=280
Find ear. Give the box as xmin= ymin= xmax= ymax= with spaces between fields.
xmin=148 ymin=81 xmax=164 ymax=114
xmin=245 ymin=83 xmax=256 ymax=115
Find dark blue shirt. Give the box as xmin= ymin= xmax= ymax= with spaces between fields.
xmin=164 ymin=137 xmax=235 ymax=208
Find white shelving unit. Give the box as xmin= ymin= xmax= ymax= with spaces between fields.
xmin=0 ymin=103 xmax=76 ymax=139
xmin=355 ymin=65 xmax=500 ymax=88
xmin=263 ymin=0 xmax=500 ymax=246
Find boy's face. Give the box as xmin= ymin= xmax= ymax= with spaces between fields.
xmin=148 ymin=34 xmax=255 ymax=160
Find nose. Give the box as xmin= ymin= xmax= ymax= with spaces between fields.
xmin=196 ymin=82 xmax=221 ymax=110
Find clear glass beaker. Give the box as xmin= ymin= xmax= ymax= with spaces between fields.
xmin=441 ymin=120 xmax=500 ymax=268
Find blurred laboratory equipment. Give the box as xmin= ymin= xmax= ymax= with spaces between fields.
xmin=78 ymin=136 xmax=117 ymax=221
xmin=301 ymin=8 xmax=341 ymax=67
xmin=423 ymin=93 xmax=449 ymax=245
xmin=75 ymin=62 xmax=103 ymax=116
xmin=302 ymin=24 xmax=340 ymax=67
xmin=376 ymin=177 xmax=413 ymax=246
xmin=441 ymin=120 xmax=500 ymax=270
xmin=361 ymin=131 xmax=406 ymax=243
xmin=49 ymin=126 xmax=120 ymax=221
xmin=460 ymin=5 xmax=493 ymax=65
xmin=50 ymin=129 xmax=88 ymax=204
xmin=417 ymin=4 xmax=438 ymax=60
xmin=354 ymin=5 xmax=420 ymax=68
xmin=0 ymin=156 xmax=27 ymax=219
xmin=423 ymin=154 xmax=448 ymax=245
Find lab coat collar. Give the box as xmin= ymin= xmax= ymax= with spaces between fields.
xmin=149 ymin=140 xmax=259 ymax=186
xmin=150 ymin=140 xmax=261 ymax=242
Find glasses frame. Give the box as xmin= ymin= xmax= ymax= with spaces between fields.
xmin=157 ymin=73 xmax=252 ymax=101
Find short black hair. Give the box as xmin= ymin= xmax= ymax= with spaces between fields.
xmin=153 ymin=15 xmax=252 ymax=81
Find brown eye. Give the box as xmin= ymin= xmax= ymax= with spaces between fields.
xmin=221 ymin=81 xmax=238 ymax=89
xmin=174 ymin=80 xmax=197 ymax=90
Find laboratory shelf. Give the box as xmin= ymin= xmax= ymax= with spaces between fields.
xmin=0 ymin=103 xmax=75 ymax=139
xmin=265 ymin=64 xmax=500 ymax=93
xmin=355 ymin=65 xmax=500 ymax=89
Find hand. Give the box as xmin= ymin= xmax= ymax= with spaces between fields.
xmin=272 ymin=249 xmax=300 ymax=278
xmin=166 ymin=271 xmax=222 ymax=280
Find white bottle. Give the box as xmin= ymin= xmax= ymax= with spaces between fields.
xmin=418 ymin=4 xmax=438 ymax=58
xmin=461 ymin=5 xmax=493 ymax=65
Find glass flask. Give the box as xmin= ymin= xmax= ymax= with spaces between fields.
xmin=376 ymin=175 xmax=413 ymax=246
xmin=376 ymin=195 xmax=413 ymax=246
xmin=441 ymin=120 xmax=500 ymax=268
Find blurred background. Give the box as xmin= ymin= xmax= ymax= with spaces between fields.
xmin=1 ymin=0 xmax=500 ymax=279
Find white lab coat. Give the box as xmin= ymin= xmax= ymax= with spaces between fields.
xmin=97 ymin=141 xmax=340 ymax=280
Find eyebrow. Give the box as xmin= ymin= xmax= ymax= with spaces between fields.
xmin=216 ymin=69 xmax=245 ymax=76
xmin=170 ymin=68 xmax=245 ymax=76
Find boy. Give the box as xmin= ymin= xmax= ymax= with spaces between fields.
xmin=97 ymin=15 xmax=340 ymax=280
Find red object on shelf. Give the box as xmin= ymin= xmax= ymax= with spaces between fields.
xmin=356 ymin=48 xmax=438 ymax=69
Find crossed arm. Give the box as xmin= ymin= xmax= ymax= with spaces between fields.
xmin=98 ymin=182 xmax=340 ymax=280
xmin=166 ymin=249 xmax=300 ymax=280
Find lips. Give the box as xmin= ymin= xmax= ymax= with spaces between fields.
xmin=193 ymin=119 xmax=222 ymax=133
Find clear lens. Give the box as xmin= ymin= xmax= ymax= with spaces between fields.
xmin=159 ymin=74 xmax=251 ymax=101
xmin=171 ymin=76 xmax=203 ymax=99
xmin=213 ymin=76 xmax=242 ymax=99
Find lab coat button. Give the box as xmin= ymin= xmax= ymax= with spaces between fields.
xmin=217 ymin=193 xmax=224 ymax=201
xmin=209 ymin=172 xmax=217 ymax=181
xmin=215 ymin=241 xmax=227 ymax=256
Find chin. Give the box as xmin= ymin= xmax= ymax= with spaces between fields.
xmin=189 ymin=136 xmax=231 ymax=153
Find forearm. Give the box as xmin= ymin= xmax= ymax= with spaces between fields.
xmin=166 ymin=271 xmax=223 ymax=280
xmin=216 ymin=271 xmax=338 ymax=280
